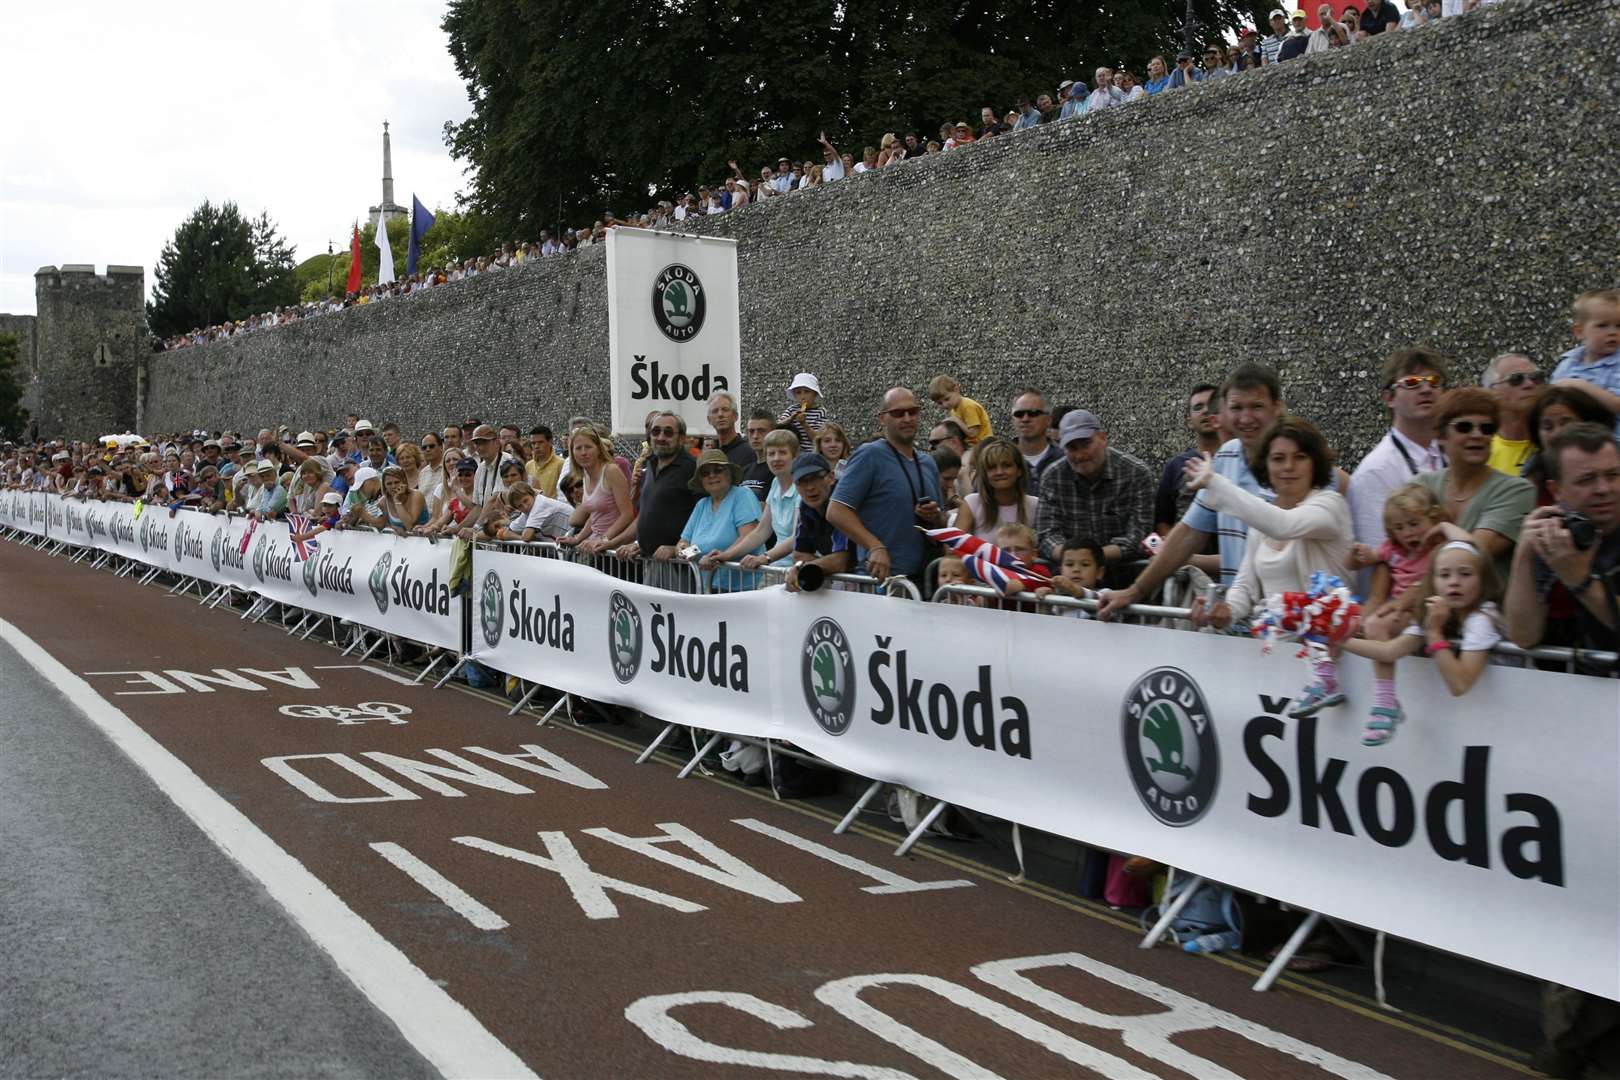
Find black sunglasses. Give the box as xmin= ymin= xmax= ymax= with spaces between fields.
xmin=1492 ymin=371 xmax=1545 ymax=388
xmin=1448 ymin=420 xmax=1499 ymax=436
xmin=1012 ymin=409 xmax=1047 ymax=419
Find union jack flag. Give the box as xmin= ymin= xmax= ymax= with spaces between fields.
xmin=287 ymin=514 xmax=320 ymax=562
xmin=923 ymin=526 xmax=1052 ymax=595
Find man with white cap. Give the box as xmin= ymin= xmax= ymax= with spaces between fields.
xmin=251 ymin=459 xmax=288 ymax=519
xmin=1034 ymin=408 xmax=1155 ymax=569
xmin=343 ymin=466 xmax=387 ymax=528
xmin=777 ymin=372 xmax=829 ymax=452
xmin=1261 ymin=8 xmax=1291 ymax=63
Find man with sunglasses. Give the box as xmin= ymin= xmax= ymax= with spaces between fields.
xmin=826 ymin=387 xmax=945 ymax=585
xmin=1010 ymin=390 xmax=1063 ymax=482
xmin=1349 ymin=348 xmax=1450 ymax=557
xmin=1483 ymin=353 xmax=1546 ymax=476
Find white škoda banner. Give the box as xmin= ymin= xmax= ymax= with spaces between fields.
xmin=27 ymin=496 xmax=459 ymax=651
xmin=239 ymin=520 xmax=460 ymax=652
xmin=606 ymin=226 xmax=741 ymax=438
xmin=471 ymin=546 xmax=1620 ymax=1000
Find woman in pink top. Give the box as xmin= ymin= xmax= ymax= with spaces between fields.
xmin=559 ymin=428 xmax=632 ymax=554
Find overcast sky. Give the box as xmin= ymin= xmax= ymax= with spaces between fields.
xmin=0 ymin=0 xmax=471 ymax=316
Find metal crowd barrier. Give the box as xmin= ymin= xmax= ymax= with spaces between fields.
xmin=928 ymin=583 xmax=1618 ymax=673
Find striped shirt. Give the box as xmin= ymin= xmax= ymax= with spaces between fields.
xmin=1181 ymin=438 xmax=1273 ymax=585
xmin=777 ymin=404 xmax=830 ymax=452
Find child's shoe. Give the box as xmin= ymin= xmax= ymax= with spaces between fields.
xmin=1362 ymin=705 xmax=1404 ymax=747
xmin=1288 ymin=682 xmax=1346 ymax=719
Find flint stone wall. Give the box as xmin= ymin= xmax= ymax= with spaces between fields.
xmin=143 ymin=0 xmax=1619 ymax=466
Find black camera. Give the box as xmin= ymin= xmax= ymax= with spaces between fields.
xmin=796 ymin=563 xmax=826 ymax=592
xmin=1563 ymin=509 xmax=1597 ymax=551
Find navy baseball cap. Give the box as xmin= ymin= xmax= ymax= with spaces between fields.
xmin=791 ymin=452 xmax=833 ymax=482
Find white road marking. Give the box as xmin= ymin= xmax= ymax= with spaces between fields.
xmin=314 ymin=664 xmax=423 ymax=686
xmin=371 ymin=841 xmax=510 ymax=931
xmin=582 ymin=823 xmax=802 ymax=904
xmin=732 ymin=818 xmax=973 ymax=894
xmin=0 ymin=617 xmax=535 ymax=1079
xmin=454 ymin=831 xmax=707 ymax=919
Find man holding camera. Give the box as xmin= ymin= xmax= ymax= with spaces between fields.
xmin=1506 ymin=423 xmax=1620 ymax=673
xmin=785 ymin=452 xmax=853 ymax=592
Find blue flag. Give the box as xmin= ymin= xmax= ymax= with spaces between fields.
xmin=407 ymin=195 xmax=435 ymax=276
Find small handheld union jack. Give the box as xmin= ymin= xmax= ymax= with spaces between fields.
xmin=238 ymin=516 xmax=259 ymax=555
xmin=286 ymin=514 xmax=321 ymax=562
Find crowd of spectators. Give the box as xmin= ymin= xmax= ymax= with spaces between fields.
xmin=7 ymin=284 xmax=1618 ymax=1055
xmin=155 ymin=0 xmax=1498 ymax=352
xmin=13 ymin=286 xmax=1620 ymax=694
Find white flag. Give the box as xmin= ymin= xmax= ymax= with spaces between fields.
xmin=376 ymin=215 xmax=396 ymax=285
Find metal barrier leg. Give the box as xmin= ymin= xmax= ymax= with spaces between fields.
xmin=299 ymin=615 xmax=327 ymax=641
xmin=412 ymin=653 xmax=448 ymax=685
xmin=340 ymin=628 xmax=368 ymax=657
xmin=677 ymin=732 xmax=724 ymax=779
xmin=535 ymin=695 xmax=569 ymax=729
xmin=286 ymin=613 xmax=312 ymax=637
xmin=433 ymin=656 xmax=468 ymax=689
xmin=240 ymin=597 xmax=266 ymax=621
xmin=1140 ymin=873 xmax=1205 ymax=950
xmin=894 ymin=800 xmax=948 ymax=857
xmin=635 ymin=722 xmax=678 ymax=764
xmin=1254 ymin=910 xmax=1322 ymax=992
xmin=507 ymin=682 xmax=541 ymax=716
xmin=834 ymin=780 xmax=886 ymax=835
xmin=358 ymin=633 xmax=388 ymax=662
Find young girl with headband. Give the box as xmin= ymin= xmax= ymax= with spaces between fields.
xmin=1338 ymin=532 xmax=1506 ymax=746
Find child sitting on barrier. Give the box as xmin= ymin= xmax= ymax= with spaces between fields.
xmin=1356 ymin=483 xmax=1447 ymax=638
xmin=1336 ymin=534 xmax=1505 ymax=747
xmin=1034 ymin=536 xmax=1106 ymax=618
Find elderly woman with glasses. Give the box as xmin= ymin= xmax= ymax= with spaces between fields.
xmin=655 ymin=449 xmax=763 ymax=592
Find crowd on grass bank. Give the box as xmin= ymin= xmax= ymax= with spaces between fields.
xmin=7 ymin=285 xmax=1619 ymax=1060
xmin=155 ymin=0 xmax=1501 ymax=353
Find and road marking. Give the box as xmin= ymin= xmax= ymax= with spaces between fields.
xmin=1 ymin=616 xmax=535 ymax=1080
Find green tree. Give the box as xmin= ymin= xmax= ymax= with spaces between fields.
xmin=442 ymin=0 xmax=1266 ymax=237
xmin=147 ymin=201 xmax=299 ymax=336
xmin=0 ymin=333 xmax=29 ymax=441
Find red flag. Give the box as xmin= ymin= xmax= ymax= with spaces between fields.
xmin=345 ymin=223 xmax=362 ymax=295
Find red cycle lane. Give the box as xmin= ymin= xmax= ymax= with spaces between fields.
xmin=0 ymin=539 xmax=1526 ymax=1079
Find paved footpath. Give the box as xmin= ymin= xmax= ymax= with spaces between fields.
xmin=0 ymin=538 xmax=1533 ymax=1079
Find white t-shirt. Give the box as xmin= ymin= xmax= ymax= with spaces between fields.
xmin=523 ymin=493 xmax=575 ymax=538
xmin=961 ymin=493 xmax=1041 ymax=542
xmin=822 ymin=159 xmax=845 ymax=182
xmin=1403 ymin=603 xmax=1504 ymax=654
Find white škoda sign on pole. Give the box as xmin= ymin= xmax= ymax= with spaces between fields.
xmin=606 ymin=226 xmax=741 ymax=438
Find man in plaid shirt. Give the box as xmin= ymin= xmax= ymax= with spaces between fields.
xmin=1034 ymin=410 xmax=1155 ymax=568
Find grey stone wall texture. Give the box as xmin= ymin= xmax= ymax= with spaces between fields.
xmin=34 ymin=265 xmax=144 ymax=440
xmin=142 ymin=0 xmax=1619 ymax=469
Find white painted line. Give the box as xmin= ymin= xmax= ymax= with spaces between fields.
xmin=314 ymin=664 xmax=423 ymax=687
xmin=0 ymin=616 xmax=536 ymax=1080
xmin=371 ymin=842 xmax=511 ymax=931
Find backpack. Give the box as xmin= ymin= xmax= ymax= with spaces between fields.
xmin=1143 ymin=875 xmax=1243 ymax=945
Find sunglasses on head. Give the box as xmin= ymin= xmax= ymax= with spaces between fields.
xmin=1387 ymin=374 xmax=1443 ymax=391
xmin=1448 ymin=420 xmax=1498 ymax=436
xmin=1493 ymin=371 xmax=1545 ymax=388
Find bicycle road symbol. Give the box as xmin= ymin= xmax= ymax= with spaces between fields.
xmin=277 ymin=701 xmax=414 ymax=726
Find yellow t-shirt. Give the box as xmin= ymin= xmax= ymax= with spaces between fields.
xmin=1488 ymin=435 xmax=1533 ymax=478
xmin=527 ymin=455 xmax=562 ymax=499
xmin=952 ymin=397 xmax=993 ymax=446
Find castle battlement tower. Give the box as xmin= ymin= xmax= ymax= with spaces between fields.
xmin=33 ymin=264 xmax=146 ymax=439
xmin=368 ymin=120 xmax=407 ymax=229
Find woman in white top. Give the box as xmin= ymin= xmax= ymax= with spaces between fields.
xmin=954 ymin=437 xmax=1039 ymax=541
xmin=1186 ymin=416 xmax=1354 ymax=624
